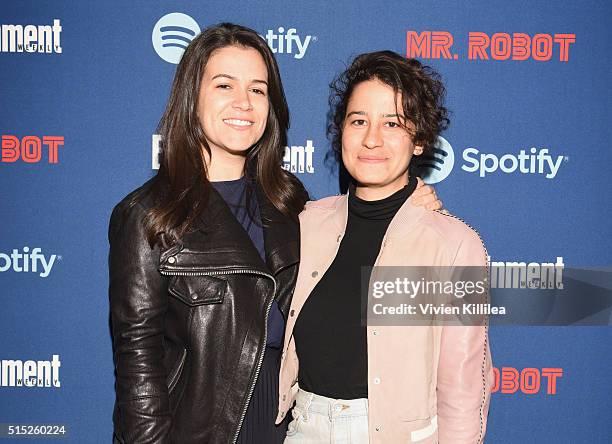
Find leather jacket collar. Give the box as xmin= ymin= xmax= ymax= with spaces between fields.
xmin=159 ymin=182 xmax=299 ymax=278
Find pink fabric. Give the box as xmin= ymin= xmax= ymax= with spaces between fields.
xmin=277 ymin=194 xmax=493 ymax=443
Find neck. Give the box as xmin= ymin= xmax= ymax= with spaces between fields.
xmin=355 ymin=178 xmax=409 ymax=201
xmin=204 ymin=147 xmax=246 ymax=181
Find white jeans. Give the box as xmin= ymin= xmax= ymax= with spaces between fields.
xmin=284 ymin=389 xmax=369 ymax=444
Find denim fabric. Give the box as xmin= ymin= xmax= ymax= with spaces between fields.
xmin=285 ymin=389 xmax=369 ymax=443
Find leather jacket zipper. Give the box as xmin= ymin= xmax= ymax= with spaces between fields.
xmin=159 ymin=267 xmax=276 ymax=444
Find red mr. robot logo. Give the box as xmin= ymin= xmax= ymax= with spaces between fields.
xmin=1 ymin=135 xmax=64 ymax=164
xmin=407 ymin=31 xmax=575 ymax=62
xmin=492 ymin=367 xmax=563 ymax=395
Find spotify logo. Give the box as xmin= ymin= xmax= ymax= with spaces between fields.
xmin=152 ymin=13 xmax=200 ymax=64
xmin=417 ymin=136 xmax=455 ymax=184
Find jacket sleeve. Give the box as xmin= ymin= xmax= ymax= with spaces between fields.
xmin=437 ymin=230 xmax=494 ymax=444
xmin=109 ymin=201 xmax=171 ymax=443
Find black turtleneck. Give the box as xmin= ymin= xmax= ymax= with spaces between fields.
xmin=293 ymin=177 xmax=417 ymax=399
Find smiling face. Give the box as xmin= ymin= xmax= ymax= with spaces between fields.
xmin=197 ymin=45 xmax=269 ymax=173
xmin=341 ymin=79 xmax=423 ymax=200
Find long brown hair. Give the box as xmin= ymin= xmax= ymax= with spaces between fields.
xmin=139 ymin=23 xmax=307 ymax=247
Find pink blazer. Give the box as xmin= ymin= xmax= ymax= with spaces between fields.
xmin=276 ymin=194 xmax=493 ymax=443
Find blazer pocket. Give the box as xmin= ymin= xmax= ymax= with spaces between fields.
xmin=169 ymin=275 xmax=227 ymax=306
xmin=403 ymin=415 xmax=438 ymax=443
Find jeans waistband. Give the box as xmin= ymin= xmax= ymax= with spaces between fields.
xmin=294 ymin=388 xmax=368 ymax=420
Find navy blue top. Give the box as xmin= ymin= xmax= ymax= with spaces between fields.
xmin=211 ymin=177 xmax=284 ymax=349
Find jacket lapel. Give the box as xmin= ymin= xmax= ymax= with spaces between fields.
xmin=170 ymin=186 xmax=269 ymax=273
xmin=256 ymin=186 xmax=300 ymax=276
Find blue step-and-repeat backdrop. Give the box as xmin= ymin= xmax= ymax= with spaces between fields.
xmin=1 ymin=0 xmax=611 ymax=442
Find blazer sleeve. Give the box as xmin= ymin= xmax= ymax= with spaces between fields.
xmin=109 ymin=201 xmax=171 ymax=443
xmin=436 ymin=229 xmax=494 ymax=444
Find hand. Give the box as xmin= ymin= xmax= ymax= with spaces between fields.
xmin=412 ymin=177 xmax=444 ymax=211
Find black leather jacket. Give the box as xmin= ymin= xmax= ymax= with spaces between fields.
xmin=109 ymin=179 xmax=301 ymax=443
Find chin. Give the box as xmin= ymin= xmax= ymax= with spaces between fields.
xmin=351 ymin=171 xmax=388 ymax=187
xmin=223 ymin=140 xmax=257 ymax=153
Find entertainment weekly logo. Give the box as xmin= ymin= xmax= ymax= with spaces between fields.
xmin=418 ymin=137 xmax=567 ymax=184
xmin=152 ymin=12 xmax=315 ymax=64
xmin=151 ymin=135 xmax=315 ymax=174
xmin=1 ymin=355 xmax=61 ymax=388
xmin=489 ymin=256 xmax=564 ymax=290
xmin=406 ymin=31 xmax=575 ymax=62
xmin=0 ymin=19 xmax=62 ymax=54
xmin=492 ymin=366 xmax=563 ymax=395
xmin=1 ymin=135 xmax=65 ymax=164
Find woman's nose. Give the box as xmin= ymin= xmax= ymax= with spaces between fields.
xmin=232 ymin=88 xmax=253 ymax=111
xmin=363 ymin=124 xmax=383 ymax=149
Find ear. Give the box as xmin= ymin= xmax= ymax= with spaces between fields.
xmin=413 ymin=145 xmax=424 ymax=156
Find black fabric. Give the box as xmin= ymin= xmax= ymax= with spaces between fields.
xmin=109 ymin=175 xmax=304 ymax=444
xmin=293 ymin=177 xmax=417 ymax=399
xmin=235 ymin=347 xmax=290 ymax=444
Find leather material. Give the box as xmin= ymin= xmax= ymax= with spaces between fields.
xmin=109 ymin=179 xmax=300 ymax=443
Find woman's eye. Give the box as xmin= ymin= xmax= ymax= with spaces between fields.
xmin=386 ymin=121 xmax=400 ymax=128
xmin=352 ymin=119 xmax=366 ymax=126
xmin=216 ymin=84 xmax=231 ymax=89
xmin=251 ymin=88 xmax=266 ymax=95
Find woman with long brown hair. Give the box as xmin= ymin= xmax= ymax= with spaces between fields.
xmin=109 ymin=25 xmax=442 ymax=443
xmin=109 ymin=22 xmax=307 ymax=444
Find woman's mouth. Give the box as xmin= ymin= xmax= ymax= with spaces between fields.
xmin=223 ymin=118 xmax=254 ymax=129
xmin=358 ymin=156 xmax=387 ymax=163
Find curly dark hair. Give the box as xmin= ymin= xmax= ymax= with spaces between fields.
xmin=328 ymin=51 xmax=449 ymax=176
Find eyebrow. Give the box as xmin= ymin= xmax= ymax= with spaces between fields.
xmin=211 ymin=74 xmax=268 ymax=85
xmin=346 ymin=111 xmax=405 ymax=119
xmin=346 ymin=111 xmax=366 ymax=118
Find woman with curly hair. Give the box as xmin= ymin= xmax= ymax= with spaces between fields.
xmin=277 ymin=51 xmax=493 ymax=443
